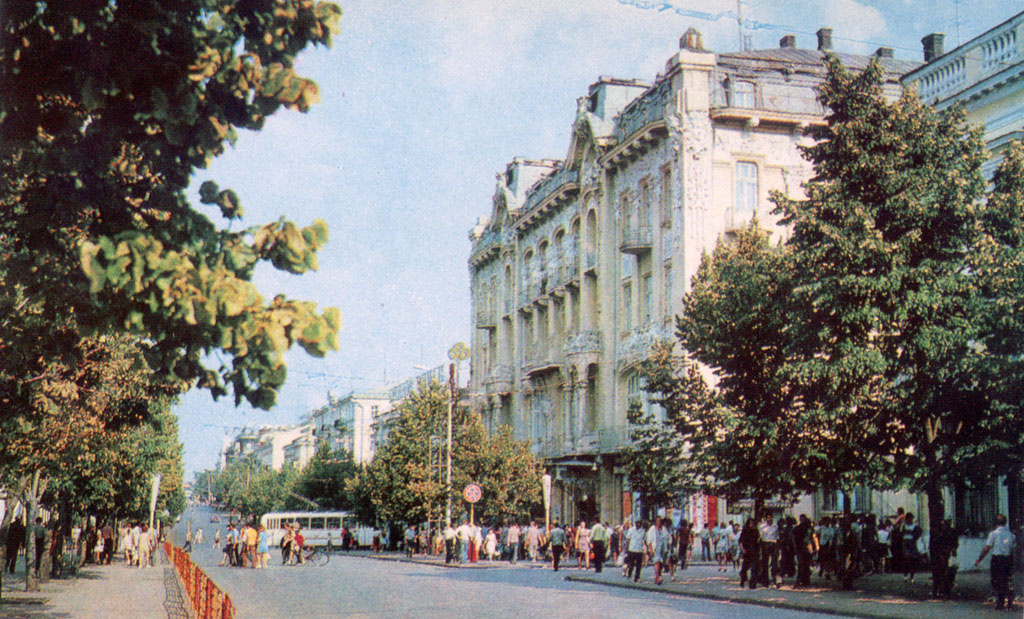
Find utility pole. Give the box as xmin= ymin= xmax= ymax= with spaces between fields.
xmin=446 ymin=363 xmax=454 ymax=527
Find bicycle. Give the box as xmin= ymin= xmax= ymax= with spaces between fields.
xmin=301 ymin=546 xmax=330 ymax=567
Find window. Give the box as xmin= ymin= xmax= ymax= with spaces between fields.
xmin=735 ymin=162 xmax=758 ymax=215
xmin=621 ymin=254 xmax=635 ymax=280
xmin=660 ymin=166 xmax=673 ymax=227
xmin=622 ymin=282 xmax=633 ymax=331
xmin=639 ymin=179 xmax=651 ymax=230
xmin=619 ymin=191 xmax=632 ymax=235
xmin=641 ymin=273 xmax=653 ymax=324
xmin=730 ymin=80 xmax=755 ymax=108
xmin=664 ymin=265 xmax=674 ymax=317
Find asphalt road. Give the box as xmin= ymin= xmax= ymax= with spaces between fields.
xmin=173 ymin=506 xmax=833 ymax=619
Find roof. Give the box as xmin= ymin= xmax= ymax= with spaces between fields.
xmin=718 ymin=48 xmax=922 ymax=76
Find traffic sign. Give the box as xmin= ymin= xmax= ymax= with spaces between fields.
xmin=463 ymin=483 xmax=482 ymax=503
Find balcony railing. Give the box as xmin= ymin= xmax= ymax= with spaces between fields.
xmin=522 ymin=344 xmax=561 ymax=375
xmin=483 ymin=364 xmax=514 ymax=395
xmin=620 ymin=225 xmax=652 ymax=254
xmin=522 ymin=167 xmax=580 ymax=214
xmin=564 ymin=330 xmax=601 ymax=357
xmin=614 ymin=80 xmax=671 ymax=143
xmin=475 ymin=306 xmax=496 ymax=329
xmin=903 ymin=15 xmax=1024 ymax=105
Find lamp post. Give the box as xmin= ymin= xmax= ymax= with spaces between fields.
xmin=446 ymin=343 xmax=470 ymax=527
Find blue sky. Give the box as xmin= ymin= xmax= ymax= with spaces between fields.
xmin=177 ymin=0 xmax=1020 ymax=479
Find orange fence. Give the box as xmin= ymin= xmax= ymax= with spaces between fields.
xmin=165 ymin=541 xmax=237 ymax=619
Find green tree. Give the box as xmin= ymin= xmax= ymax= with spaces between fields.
xmin=290 ymin=443 xmax=360 ymax=510
xmin=773 ymin=55 xmax=999 ymax=530
xmin=350 ymin=382 xmax=542 ymax=526
xmin=0 ymin=0 xmax=342 ymax=410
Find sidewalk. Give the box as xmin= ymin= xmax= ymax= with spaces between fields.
xmin=564 ymin=562 xmax=1022 ymax=619
xmin=0 ymin=550 xmax=187 ymax=619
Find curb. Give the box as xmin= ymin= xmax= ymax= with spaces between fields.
xmin=563 ymin=575 xmax=944 ymax=619
xmin=350 ymin=553 xmax=506 ymax=570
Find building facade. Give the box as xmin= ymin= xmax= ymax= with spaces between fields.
xmin=310 ymin=391 xmax=392 ymax=465
xmin=468 ymin=28 xmax=916 ymax=527
xmin=902 ymin=11 xmax=1024 ymax=561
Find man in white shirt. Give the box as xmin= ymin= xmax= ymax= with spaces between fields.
xmin=507 ymin=522 xmax=521 ymax=564
xmin=443 ymin=523 xmax=456 ymax=564
xmin=625 ymin=520 xmax=648 ymax=582
xmin=975 ymin=514 xmax=1016 ymax=611
xmin=526 ymin=522 xmax=541 ymax=562
xmin=455 ymin=520 xmax=471 ymax=564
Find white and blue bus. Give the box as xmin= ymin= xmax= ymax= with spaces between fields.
xmin=260 ymin=511 xmax=378 ymax=549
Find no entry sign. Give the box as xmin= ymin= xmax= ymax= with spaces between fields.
xmin=463 ymin=483 xmax=482 ymax=503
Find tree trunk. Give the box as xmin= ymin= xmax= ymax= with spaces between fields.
xmin=924 ymin=462 xmax=946 ymax=592
xmin=25 ymin=470 xmax=40 ymax=592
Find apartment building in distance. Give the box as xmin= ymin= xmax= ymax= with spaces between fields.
xmin=468 ymin=27 xmax=917 ymax=528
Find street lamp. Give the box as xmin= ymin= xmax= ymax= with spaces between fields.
xmin=446 ymin=343 xmax=470 ymax=527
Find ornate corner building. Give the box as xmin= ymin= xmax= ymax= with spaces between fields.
xmin=467 ymin=27 xmax=917 ymax=527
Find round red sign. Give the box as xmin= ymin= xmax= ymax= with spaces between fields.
xmin=463 ymin=483 xmax=482 ymax=503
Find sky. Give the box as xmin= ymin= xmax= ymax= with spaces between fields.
xmin=176 ymin=0 xmax=1021 ymax=479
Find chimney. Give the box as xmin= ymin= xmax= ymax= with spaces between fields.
xmin=922 ymin=33 xmax=945 ymax=62
xmin=816 ymin=27 xmax=833 ymax=51
xmin=680 ymin=27 xmax=705 ymax=52
xmin=874 ymin=47 xmax=894 ymax=58
xmin=779 ymin=34 xmax=796 ymax=49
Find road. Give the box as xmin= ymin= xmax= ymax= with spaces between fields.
xmin=173 ymin=506 xmax=832 ymax=619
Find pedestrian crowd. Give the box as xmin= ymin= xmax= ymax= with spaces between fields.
xmin=389 ymin=511 xmax=1016 ymax=611
xmin=214 ymin=521 xmax=271 ymax=569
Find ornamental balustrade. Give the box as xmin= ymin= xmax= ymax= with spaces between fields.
xmin=907 ymin=17 xmax=1023 ymax=104
xmin=614 ymin=80 xmax=672 ymax=142
xmin=522 ymin=166 xmax=580 ymax=213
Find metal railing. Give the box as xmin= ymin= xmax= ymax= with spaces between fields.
xmin=166 ymin=542 xmax=236 ymax=619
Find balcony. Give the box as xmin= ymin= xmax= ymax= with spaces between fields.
xmin=620 ymin=225 xmax=652 ymax=254
xmin=483 ymin=364 xmax=514 ymax=395
xmin=563 ymin=330 xmax=601 ymax=359
xmin=475 ymin=306 xmax=496 ymax=329
xmin=522 ymin=345 xmax=562 ymax=376
xmin=616 ymin=323 xmax=671 ymax=371
xmin=469 ymin=228 xmax=501 ymax=266
xmin=521 ymin=167 xmax=580 ymax=216
xmin=613 ymin=79 xmax=671 ymax=144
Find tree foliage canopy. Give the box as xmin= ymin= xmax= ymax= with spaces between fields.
xmin=0 ymin=0 xmax=343 ymax=410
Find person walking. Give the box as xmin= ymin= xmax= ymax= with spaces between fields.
xmin=507 ymin=521 xmax=521 ymax=564
xmin=930 ymin=518 xmax=958 ymax=600
xmin=404 ymin=525 xmax=417 ymax=558
xmin=257 ymin=525 xmax=270 ymax=569
xmin=759 ymin=516 xmax=780 ymax=588
xmin=548 ymin=522 xmax=567 ymax=572
xmin=443 ymin=522 xmax=456 ymax=564
xmin=625 ymin=520 xmax=647 ymax=583
xmin=974 ymin=514 xmax=1016 ymax=611
xmin=698 ymin=523 xmax=712 ymax=562
xmin=5 ymin=518 xmax=24 ymax=574
xmin=648 ymin=517 xmax=671 ymax=585
xmin=738 ymin=518 xmax=761 ymax=589
xmin=794 ymin=514 xmax=817 ymax=588
xmin=137 ymin=525 xmax=151 ymax=569
xmin=526 ymin=521 xmax=541 ymax=562
xmin=575 ymin=521 xmax=591 ymax=570
xmin=485 ymin=528 xmax=498 ymax=561
xmin=676 ymin=519 xmax=693 ymax=575
xmin=590 ymin=521 xmax=608 ymax=573
xmin=900 ymin=513 xmax=922 ymax=583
